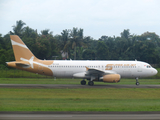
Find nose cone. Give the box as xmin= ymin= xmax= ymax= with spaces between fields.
xmin=152 ymin=68 xmax=158 ymax=76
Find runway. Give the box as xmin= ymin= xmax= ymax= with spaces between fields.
xmin=1 ymin=112 xmax=160 ymax=120
xmin=0 ymin=84 xmax=160 ymax=88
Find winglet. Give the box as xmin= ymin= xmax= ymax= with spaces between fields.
xmin=85 ymin=66 xmax=89 ymax=71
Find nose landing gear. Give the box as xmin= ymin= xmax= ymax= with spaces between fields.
xmin=136 ymin=77 xmax=140 ymax=86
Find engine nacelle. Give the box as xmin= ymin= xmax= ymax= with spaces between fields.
xmin=101 ymin=74 xmax=121 ymax=83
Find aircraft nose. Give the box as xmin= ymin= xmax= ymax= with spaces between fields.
xmin=152 ymin=68 xmax=158 ymax=75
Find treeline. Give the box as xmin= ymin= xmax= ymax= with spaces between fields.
xmin=1 ymin=20 xmax=160 ymax=69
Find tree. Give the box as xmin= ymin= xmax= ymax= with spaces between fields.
xmin=59 ymin=29 xmax=70 ymax=59
xmin=11 ymin=20 xmax=26 ymax=37
xmin=65 ymin=27 xmax=86 ymax=60
xmin=41 ymin=29 xmax=53 ymax=36
xmin=96 ymin=41 xmax=109 ymax=60
xmin=76 ymin=47 xmax=85 ymax=60
xmin=82 ymin=49 xmax=95 ymax=60
xmin=0 ymin=49 xmax=6 ymax=65
xmin=1 ymin=19 xmax=160 ymax=64
xmin=23 ymin=26 xmax=37 ymax=38
xmin=0 ymin=34 xmax=5 ymax=49
xmin=121 ymin=29 xmax=130 ymax=39
xmin=36 ymin=29 xmax=58 ymax=59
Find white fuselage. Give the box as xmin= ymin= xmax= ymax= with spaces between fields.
xmin=47 ymin=60 xmax=157 ymax=78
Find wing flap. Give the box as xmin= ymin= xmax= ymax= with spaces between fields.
xmin=86 ymin=68 xmax=117 ymax=76
xmin=74 ymin=67 xmax=117 ymax=79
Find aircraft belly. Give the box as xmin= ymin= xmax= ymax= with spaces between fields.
xmin=116 ymin=69 xmax=135 ymax=78
xmin=53 ymin=71 xmax=73 ymax=78
xmin=122 ymin=71 xmax=132 ymax=78
xmin=65 ymin=71 xmax=74 ymax=77
xmin=52 ymin=68 xmax=85 ymax=78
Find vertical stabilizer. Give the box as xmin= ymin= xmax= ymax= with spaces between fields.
xmin=10 ymin=35 xmax=38 ymax=61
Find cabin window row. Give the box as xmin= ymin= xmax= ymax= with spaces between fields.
xmin=48 ymin=66 xmax=137 ymax=68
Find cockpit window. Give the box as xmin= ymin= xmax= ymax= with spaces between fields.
xmin=147 ymin=65 xmax=151 ymax=68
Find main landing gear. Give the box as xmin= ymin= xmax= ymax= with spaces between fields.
xmin=136 ymin=77 xmax=140 ymax=86
xmin=81 ymin=79 xmax=86 ymax=85
xmin=88 ymin=81 xmax=94 ymax=86
xmin=80 ymin=79 xmax=94 ymax=86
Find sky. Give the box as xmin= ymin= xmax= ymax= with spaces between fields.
xmin=0 ymin=0 xmax=160 ymax=39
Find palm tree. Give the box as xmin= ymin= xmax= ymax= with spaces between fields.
xmin=41 ymin=29 xmax=53 ymax=36
xmin=23 ymin=26 xmax=37 ymax=38
xmin=65 ymin=27 xmax=86 ymax=60
xmin=11 ymin=20 xmax=26 ymax=37
xmin=60 ymin=29 xmax=70 ymax=59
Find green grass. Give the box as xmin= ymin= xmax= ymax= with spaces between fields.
xmin=0 ymin=78 xmax=160 ymax=85
xmin=0 ymin=69 xmax=52 ymax=78
xmin=0 ymin=69 xmax=160 ymax=112
xmin=0 ymin=78 xmax=78 ymax=84
xmin=1 ymin=88 xmax=160 ymax=111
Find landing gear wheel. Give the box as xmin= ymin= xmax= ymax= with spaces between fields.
xmin=88 ymin=81 xmax=94 ymax=86
xmin=136 ymin=82 xmax=140 ymax=86
xmin=81 ymin=80 xmax=86 ymax=85
xmin=135 ymin=77 xmax=140 ymax=86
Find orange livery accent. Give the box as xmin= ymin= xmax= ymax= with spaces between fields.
xmin=7 ymin=61 xmax=53 ymax=76
xmin=10 ymin=35 xmax=25 ymax=45
xmin=102 ymin=74 xmax=121 ymax=83
xmin=7 ymin=35 xmax=54 ymax=76
xmin=105 ymin=64 xmax=113 ymax=70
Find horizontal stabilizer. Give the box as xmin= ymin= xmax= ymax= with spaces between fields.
xmin=15 ymin=63 xmax=30 ymax=68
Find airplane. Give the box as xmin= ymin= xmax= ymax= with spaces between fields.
xmin=6 ymin=35 xmax=158 ymax=86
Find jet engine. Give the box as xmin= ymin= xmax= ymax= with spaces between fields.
xmin=100 ymin=74 xmax=121 ymax=83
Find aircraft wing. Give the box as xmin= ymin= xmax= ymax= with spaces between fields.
xmin=86 ymin=67 xmax=116 ymax=76
xmin=73 ymin=67 xmax=116 ymax=78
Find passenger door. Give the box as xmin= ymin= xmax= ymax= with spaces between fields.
xmin=137 ymin=63 xmax=142 ymax=72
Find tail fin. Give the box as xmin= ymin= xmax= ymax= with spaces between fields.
xmin=10 ymin=35 xmax=38 ymax=61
